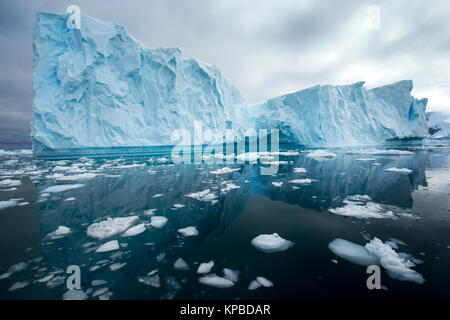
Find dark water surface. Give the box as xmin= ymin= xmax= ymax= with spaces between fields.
xmin=0 ymin=142 xmax=449 ymax=300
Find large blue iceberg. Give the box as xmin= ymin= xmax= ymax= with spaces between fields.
xmin=32 ymin=7 xmax=428 ymax=153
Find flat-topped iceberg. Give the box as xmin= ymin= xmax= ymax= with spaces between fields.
xmin=250 ymin=80 xmax=428 ymax=147
xmin=32 ymin=7 xmax=428 ymax=153
xmin=32 ymin=7 xmax=248 ymax=152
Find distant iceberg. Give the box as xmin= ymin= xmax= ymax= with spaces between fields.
xmin=32 ymin=7 xmax=428 ymax=153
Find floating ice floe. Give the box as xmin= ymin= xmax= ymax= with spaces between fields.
xmin=178 ymin=226 xmax=199 ymax=237
xmin=174 ymin=258 xmax=190 ymax=270
xmin=150 ymin=216 xmax=168 ymax=229
xmin=329 ymin=237 xmax=425 ymax=284
xmin=137 ymin=274 xmax=160 ymax=288
xmin=122 ymin=223 xmax=146 ymax=237
xmin=210 ymin=167 xmax=240 ymax=175
xmin=0 ymin=179 xmax=21 ymax=188
xmin=92 ymin=287 xmax=109 ymax=297
xmin=62 ymin=289 xmax=88 ymax=300
xmin=197 ymin=261 xmax=214 ymax=274
xmin=223 ymin=268 xmax=240 ymax=283
xmin=173 ymin=204 xmax=185 ymax=209
xmin=328 ymin=238 xmax=379 ymax=266
xmin=91 ymin=279 xmax=108 ymax=286
xmin=220 ymin=182 xmax=240 ymax=193
xmin=289 ymin=179 xmax=312 ymax=185
xmin=64 ymin=197 xmax=75 ymax=201
xmin=96 ymin=240 xmax=120 ymax=253
xmin=293 ymin=167 xmax=307 ymax=174
xmin=198 ymin=274 xmax=235 ymax=288
xmin=329 ymin=195 xmax=396 ymax=219
xmin=371 ymin=162 xmax=382 ymax=166
xmin=251 ymin=233 xmax=294 ymax=253
xmin=186 ymin=189 xmax=217 ymax=202
xmin=0 ymin=198 xmax=26 ymax=210
xmin=87 ymin=216 xmax=139 ymax=239
xmin=109 ymin=262 xmax=126 ymax=271
xmin=272 ymin=182 xmax=283 ymax=187
xmin=41 ymin=184 xmax=84 ymax=193
xmin=0 ymin=149 xmax=32 ymax=156
xmin=8 ymin=281 xmax=30 ymax=291
xmin=356 ymin=158 xmax=376 ymax=161
xmin=346 ymin=149 xmax=414 ymax=156
xmin=236 ymin=152 xmax=259 ymax=163
xmin=365 ymin=237 xmax=425 ymax=284
xmin=0 ymin=187 xmax=17 ymax=192
xmin=47 ymin=226 xmax=71 ymax=239
xmin=248 ymin=276 xmax=273 ymax=290
xmin=385 ymin=167 xmax=413 ymax=174
xmin=306 ymin=150 xmax=337 ymax=158
xmin=152 ymin=193 xmax=163 ymax=198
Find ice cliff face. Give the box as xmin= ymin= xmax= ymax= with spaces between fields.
xmin=32 ymin=8 xmax=248 ymax=152
xmin=250 ymin=81 xmax=428 ymax=147
xmin=32 ymin=8 xmax=428 ymax=152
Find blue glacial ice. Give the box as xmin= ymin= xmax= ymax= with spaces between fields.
xmin=32 ymin=8 xmax=249 ymax=152
xmin=32 ymin=7 xmax=428 ymax=153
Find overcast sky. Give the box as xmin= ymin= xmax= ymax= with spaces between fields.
xmin=1 ymin=0 xmax=449 ymax=139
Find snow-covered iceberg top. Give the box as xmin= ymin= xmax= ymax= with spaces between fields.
xmin=32 ymin=7 xmax=428 ymax=153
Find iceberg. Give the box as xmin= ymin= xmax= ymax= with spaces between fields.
xmin=32 ymin=7 xmax=249 ymax=152
xmin=32 ymin=7 xmax=428 ymax=153
xmin=250 ymin=80 xmax=428 ymax=147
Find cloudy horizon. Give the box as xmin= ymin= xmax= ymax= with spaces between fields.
xmin=1 ymin=0 xmax=449 ymax=140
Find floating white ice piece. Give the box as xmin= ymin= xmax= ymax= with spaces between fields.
xmin=365 ymin=237 xmax=425 ymax=284
xmin=96 ymin=240 xmax=119 ymax=253
xmin=87 ymin=216 xmax=139 ymax=239
xmin=210 ymin=167 xmax=240 ymax=175
xmin=121 ymin=223 xmax=146 ymax=237
xmin=385 ymin=167 xmax=413 ymax=174
xmin=150 ymin=216 xmax=168 ymax=229
xmin=272 ymin=182 xmax=283 ymax=187
xmin=223 ymin=268 xmax=240 ymax=283
xmin=256 ymin=276 xmax=274 ymax=287
xmin=306 ymin=150 xmax=337 ymax=158
xmin=47 ymin=226 xmax=72 ymax=239
xmin=328 ymin=238 xmax=378 ymax=266
xmin=41 ymin=184 xmax=84 ymax=193
xmin=293 ymin=167 xmax=307 ymax=173
xmin=199 ymin=274 xmax=235 ymax=288
xmin=174 ymin=258 xmax=190 ymax=271
xmin=178 ymin=226 xmax=199 ymax=237
xmin=62 ymin=289 xmax=88 ymax=300
xmin=197 ymin=261 xmax=214 ymax=274
xmin=0 ymin=179 xmax=21 ymax=188
xmin=251 ymin=233 xmax=294 ymax=253
xmin=289 ymin=179 xmax=312 ymax=185
xmin=329 ymin=195 xmax=395 ymax=219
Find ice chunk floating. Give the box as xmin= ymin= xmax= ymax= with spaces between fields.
xmin=32 ymin=7 xmax=428 ymax=153
xmin=251 ymin=233 xmax=294 ymax=253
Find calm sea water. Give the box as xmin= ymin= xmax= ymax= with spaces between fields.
xmin=0 ymin=141 xmax=449 ymax=300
